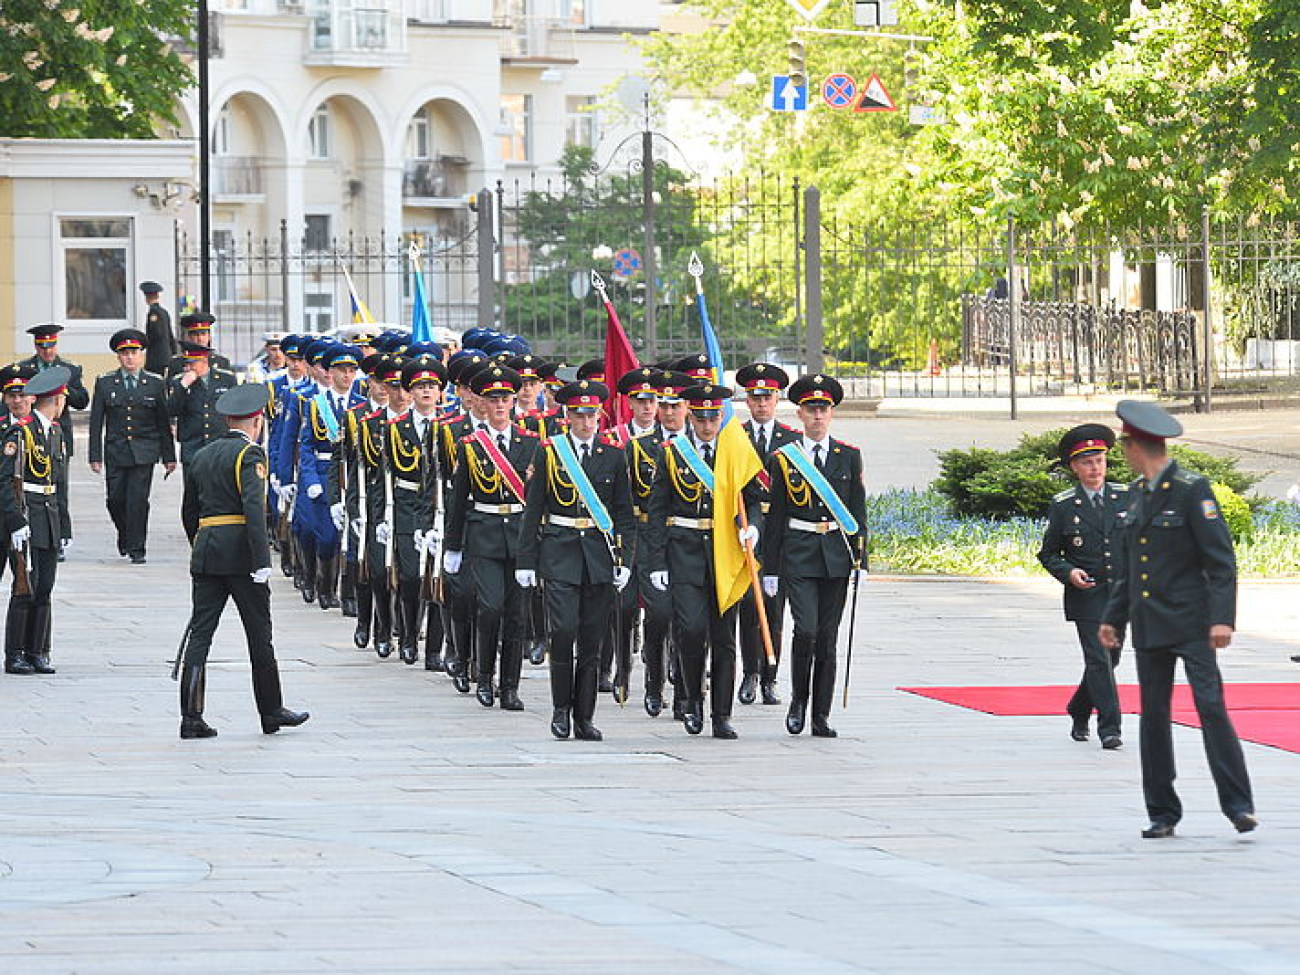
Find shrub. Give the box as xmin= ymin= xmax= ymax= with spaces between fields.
xmin=1212 ymin=483 xmax=1254 ymax=542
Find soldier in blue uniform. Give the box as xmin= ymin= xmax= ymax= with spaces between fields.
xmin=1100 ymin=400 xmax=1256 ymax=838
xmin=1037 ymin=424 xmax=1127 ymax=749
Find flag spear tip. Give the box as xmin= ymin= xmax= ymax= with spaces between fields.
xmin=688 ymin=252 xmax=704 ymax=277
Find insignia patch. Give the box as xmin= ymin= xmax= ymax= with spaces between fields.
xmin=1202 ymin=499 xmax=1219 ymax=520
xmin=255 ymin=462 xmax=267 ymax=481
xmin=1072 ymin=536 xmax=1084 ymax=547
xmin=2 ymin=441 xmax=14 ymax=456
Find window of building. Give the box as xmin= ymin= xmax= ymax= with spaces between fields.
xmin=308 ymin=105 xmax=331 ymax=160
xmin=558 ymin=0 xmax=588 ymax=26
xmin=212 ymin=228 xmax=235 ymax=302
xmin=214 ymin=105 xmax=233 ymax=156
xmin=304 ymin=214 xmax=331 ymax=253
xmin=565 ymin=95 xmax=598 ymax=148
xmin=407 ymin=111 xmax=431 ymax=160
xmin=499 ymin=94 xmax=532 ymax=163
xmin=58 ymin=217 xmax=130 ymax=323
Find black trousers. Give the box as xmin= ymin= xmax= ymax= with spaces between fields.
xmin=1135 ymin=640 xmax=1254 ymax=826
xmin=672 ymin=579 xmax=738 ymax=719
xmin=545 ymin=577 xmax=612 ymax=721
xmin=471 ymin=553 xmax=523 ymax=688
xmin=104 ymin=462 xmax=155 ymax=557
xmin=637 ymin=562 xmax=671 ymax=695
xmin=444 ymin=564 xmax=473 ymax=671
xmin=6 ymin=542 xmax=57 ymax=655
xmin=784 ymin=574 xmax=850 ymax=658
xmin=182 ymin=572 xmax=283 ymax=715
xmin=739 ymin=586 xmax=785 ymax=681
xmin=1067 ymin=619 xmax=1122 ymax=738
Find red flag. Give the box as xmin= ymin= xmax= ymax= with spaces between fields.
xmin=601 ymin=293 xmax=639 ymax=426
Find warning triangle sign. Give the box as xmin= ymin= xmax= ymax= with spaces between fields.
xmin=854 ymin=73 xmax=897 ymax=113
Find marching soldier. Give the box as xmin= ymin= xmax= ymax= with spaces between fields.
xmin=177 ymin=383 xmax=309 ymax=740
xmin=1 ymin=367 xmax=70 ymax=675
xmin=646 ymin=383 xmax=760 ymax=739
xmin=517 ymin=380 xmax=636 ymax=740
xmin=166 ymin=341 xmax=239 ymax=464
xmin=1100 ymin=400 xmax=1256 ymax=838
xmin=363 ymin=355 xmax=409 ymax=658
xmin=0 ymin=364 xmax=36 ymax=587
xmin=164 ymin=312 xmax=232 ymax=379
xmin=1037 ymin=424 xmax=1127 ymax=749
xmin=245 ymin=332 xmax=288 ymax=384
xmin=443 ymin=365 xmax=539 ymax=711
xmin=760 ymin=375 xmax=867 ymax=739
xmin=651 ymin=370 xmax=693 ymax=718
xmin=139 ymin=281 xmax=177 ymax=376
xmin=88 ymin=329 xmax=176 ymax=564
xmin=736 ymin=362 xmax=799 ymax=706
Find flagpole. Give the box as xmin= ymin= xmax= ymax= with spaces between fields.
xmin=736 ymin=495 xmax=776 ymax=668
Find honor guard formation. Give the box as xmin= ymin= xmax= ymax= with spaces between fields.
xmin=0 ymin=300 xmax=1260 ymax=838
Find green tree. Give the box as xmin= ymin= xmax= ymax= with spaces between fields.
xmin=0 ymin=0 xmax=194 ymax=139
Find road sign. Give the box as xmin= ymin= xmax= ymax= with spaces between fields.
xmin=909 ymin=104 xmax=947 ymax=126
xmin=854 ymin=0 xmax=899 ymax=26
xmin=854 ymin=73 xmax=897 ymax=113
xmin=785 ymin=0 xmax=833 ymax=21
xmin=612 ymin=248 xmax=642 ymax=279
xmin=770 ymin=75 xmax=809 ymax=112
xmin=821 ymin=73 xmax=858 ymax=109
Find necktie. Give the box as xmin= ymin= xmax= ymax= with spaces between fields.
xmin=1094 ymin=493 xmax=1104 ymax=512
xmin=754 ymin=427 xmax=767 ymax=456
xmin=812 ymin=443 xmax=823 ymax=469
xmin=702 ymin=443 xmax=713 ymax=467
xmin=126 ymin=374 xmax=136 ymax=392
xmin=497 ymin=433 xmax=507 ymax=454
xmin=580 ymin=442 xmax=590 ymax=468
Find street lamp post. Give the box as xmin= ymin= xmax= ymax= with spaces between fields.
xmin=197 ymin=0 xmax=212 ymax=311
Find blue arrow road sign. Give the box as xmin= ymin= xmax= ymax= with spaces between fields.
xmin=771 ymin=75 xmax=808 ymax=112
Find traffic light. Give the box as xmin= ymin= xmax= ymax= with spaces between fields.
xmin=787 ymin=37 xmax=807 ymax=90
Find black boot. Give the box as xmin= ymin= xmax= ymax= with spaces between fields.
xmin=499 ymin=640 xmax=524 ymax=710
xmin=299 ymin=547 xmax=317 ymax=603
xmin=424 ymin=602 xmax=445 ymax=671
xmin=398 ymin=584 xmax=420 ymax=665
xmin=316 ymin=555 xmax=338 ymax=611
xmin=179 ymin=665 xmax=217 ymax=739
xmin=5 ymin=651 xmax=34 ymax=675
xmin=810 ymin=651 xmax=838 ymax=738
xmin=340 ymin=561 xmax=359 ymax=617
xmin=551 ymin=707 xmax=572 ymax=739
xmin=5 ymin=599 xmax=34 ymax=674
xmin=372 ymin=577 xmax=393 ymax=657
xmin=786 ymin=636 xmax=813 ymax=736
xmin=251 ymin=666 xmax=308 ymax=733
xmin=26 ymin=604 xmax=54 ymax=673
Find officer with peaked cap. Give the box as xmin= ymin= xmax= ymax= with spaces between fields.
xmin=18 ymin=323 xmax=89 ymax=462
xmin=1100 ymin=400 xmax=1256 ymax=838
xmin=139 ymin=281 xmax=178 ymax=376
xmin=167 ymin=341 xmax=239 ymax=464
xmin=177 ymin=382 xmax=309 ymax=739
xmin=1037 ymin=424 xmax=1127 ymax=749
xmin=166 ymin=312 xmax=232 ymax=378
xmin=89 ymin=329 xmax=176 ymax=563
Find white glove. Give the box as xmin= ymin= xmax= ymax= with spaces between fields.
xmin=281 ymin=483 xmax=297 ymax=506
xmin=738 ymin=525 xmax=759 ymax=549
xmin=330 ymin=502 xmax=347 ymax=530
xmin=250 ymin=567 xmax=273 ymax=584
xmin=413 ymin=530 xmax=427 ymax=552
xmin=350 ymin=517 xmax=364 ymax=539
xmin=762 ymin=575 xmax=779 ymax=597
xmin=375 ymin=521 xmax=391 ymax=545
xmin=60 ymin=537 xmax=72 ymax=551
xmin=424 ymin=530 xmax=442 ymax=554
xmin=515 ymin=568 xmax=537 ymax=588
xmin=10 ymin=526 xmax=30 ymax=547
xmin=613 ymin=566 xmax=631 ymax=591
xmin=306 ymin=483 xmax=323 ymax=500
xmin=444 ymin=550 xmax=462 ymax=574
xmin=650 ymin=570 xmax=668 ymax=591
xmin=270 ymin=474 xmax=282 ymax=492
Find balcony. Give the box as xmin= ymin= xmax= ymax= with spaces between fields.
xmin=402 ymin=156 xmax=470 ymax=205
xmin=212 ymin=156 xmax=265 ymax=200
xmin=408 ymin=0 xmax=494 ymax=22
xmin=304 ymin=1 xmax=407 ymax=66
xmin=497 ymin=14 xmax=576 ymax=64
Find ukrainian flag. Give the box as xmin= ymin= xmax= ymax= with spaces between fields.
xmin=711 ymin=416 xmax=763 ymax=613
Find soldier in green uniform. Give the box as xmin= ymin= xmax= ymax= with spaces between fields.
xmin=88 ymin=329 xmax=177 ymax=564
xmin=0 ymin=367 xmax=70 ymax=675
xmin=164 ymin=312 xmax=233 ymax=379
xmin=139 ymin=281 xmax=177 ymax=377
xmin=1037 ymin=424 xmax=1127 ymax=749
xmin=1100 ymin=400 xmax=1256 ymax=838
xmin=18 ymin=323 xmax=89 ymax=462
xmin=760 ymin=375 xmax=867 ymax=739
xmin=166 ymin=341 xmax=239 ymax=464
xmin=517 ymin=380 xmax=636 ymax=741
xmin=177 ymin=383 xmax=309 ymax=740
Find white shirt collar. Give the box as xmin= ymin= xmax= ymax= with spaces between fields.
xmin=803 ymin=435 xmax=829 ymax=454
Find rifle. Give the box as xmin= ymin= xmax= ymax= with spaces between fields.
xmin=612 ymin=532 xmax=630 ymax=707
xmin=169 ymin=619 xmax=193 ymax=680
xmin=384 ymin=431 xmax=397 ymax=591
xmin=338 ymin=410 xmax=351 ymax=562
xmin=355 ymin=418 xmax=370 ymax=585
xmin=8 ymin=430 xmax=30 ymax=598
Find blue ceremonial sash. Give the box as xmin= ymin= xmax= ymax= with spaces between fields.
xmin=669 ymin=435 xmax=715 ymax=493
xmin=313 ymin=392 xmax=343 ymax=443
xmin=776 ymin=442 xmax=860 ymax=535
xmin=551 ymin=435 xmax=614 ymax=534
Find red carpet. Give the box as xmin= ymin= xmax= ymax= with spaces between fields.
xmin=899 ymin=683 xmax=1300 ymax=753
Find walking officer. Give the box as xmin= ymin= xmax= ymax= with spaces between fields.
xmin=1037 ymin=424 xmax=1127 ymax=749
xmin=177 ymin=383 xmax=309 ymax=740
xmin=88 ymin=329 xmax=176 ymax=563
xmin=166 ymin=341 xmax=239 ymax=464
xmin=760 ymin=375 xmax=867 ymax=739
xmin=1100 ymin=400 xmax=1256 ymax=838
xmin=139 ymin=281 xmax=177 ymax=376
xmin=517 ymin=380 xmax=636 ymax=741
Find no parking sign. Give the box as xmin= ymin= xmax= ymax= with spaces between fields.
xmin=822 ymin=73 xmax=858 ymax=109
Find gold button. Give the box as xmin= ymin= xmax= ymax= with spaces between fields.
xmin=1140 ymin=573 xmax=1148 ymax=581
xmin=1140 ymin=555 xmax=1149 ymax=563
xmin=1139 ymin=537 xmax=1147 ymax=544
xmin=1142 ymin=590 xmax=1150 ymax=598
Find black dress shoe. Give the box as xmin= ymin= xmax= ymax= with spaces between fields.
xmin=1232 ymin=812 xmax=1259 ymax=834
xmin=353 ymin=626 xmax=370 ymax=650
xmin=399 ymin=644 xmax=418 ymax=665
xmin=341 ymin=598 xmax=358 ymax=618
xmin=1292 ymin=654 xmax=1300 ymax=663
xmin=1101 ymin=735 xmax=1122 ymax=750
xmin=130 ymin=553 xmax=147 ymax=565
xmin=737 ymin=674 xmax=758 ymax=705
xmin=574 ymin=721 xmax=603 ymax=741
xmin=644 ymin=694 xmax=663 ymax=717
xmin=811 ymin=718 xmax=837 ymax=738
xmin=786 ymin=700 xmax=807 ymax=736
xmin=711 ymin=717 xmax=738 ymax=740
xmin=179 ymin=716 xmax=218 ymax=739
xmin=499 ymin=688 xmax=524 ymax=711
xmin=27 ymin=654 xmax=55 ymax=675
xmin=301 ymin=585 xmax=316 ymax=603
xmin=760 ymin=682 xmax=782 ymax=705
xmin=1070 ymin=719 xmax=1090 ymax=742
xmin=598 ymin=674 xmax=614 ymax=694
xmin=476 ymin=682 xmax=495 ymax=708
xmin=683 ymin=708 xmax=703 ymax=736
xmin=318 ymin=594 xmax=338 ymax=611
xmin=5 ymin=657 xmax=35 ymax=675
xmin=1141 ymin=823 xmax=1176 ymax=839
xmin=550 ymin=708 xmax=571 ymax=739
xmin=375 ymin=640 xmax=393 ymax=659
xmin=453 ymin=673 xmax=471 ymax=694
xmin=260 ymin=708 xmax=310 ymax=734
xmin=425 ymin=653 xmax=444 ymax=672
xmin=528 ymin=641 xmax=547 ymax=666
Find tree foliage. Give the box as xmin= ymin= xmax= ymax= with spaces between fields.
xmin=0 ymin=0 xmax=193 ymax=139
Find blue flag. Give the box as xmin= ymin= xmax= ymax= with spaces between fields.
xmin=411 ymin=262 xmax=432 ymax=344
xmin=696 ymin=288 xmax=733 ymax=423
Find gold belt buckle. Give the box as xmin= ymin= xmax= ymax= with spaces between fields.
xmin=817 ymin=522 xmax=832 ymax=534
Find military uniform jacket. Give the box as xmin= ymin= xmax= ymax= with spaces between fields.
xmin=329 ymin=402 xmax=374 ymax=524
xmin=297 ymin=389 xmax=366 ymax=495
xmin=143 ymin=304 xmax=177 ymax=375
xmin=744 ymin=418 xmax=800 ymax=513
xmin=1037 ymin=481 xmax=1129 ymax=621
xmin=270 ymin=379 xmax=316 ymax=485
xmin=759 ymin=437 xmax=867 ymax=579
xmin=182 ymin=431 xmax=271 ymax=575
xmin=444 ymin=425 xmax=538 ymax=561
xmin=1102 ymin=460 xmax=1237 ymax=649
xmin=164 ymin=350 xmax=232 ymax=380
xmin=521 ymin=408 xmax=567 ymax=439
xmin=383 ymin=410 xmax=439 ymax=535
xmin=0 ymin=415 xmax=62 ymax=548
xmin=17 ymin=355 xmax=89 ymax=457
xmin=167 ymin=368 xmax=240 ymax=463
xmin=515 ymin=436 xmax=636 ymax=585
xmin=88 ymin=370 xmax=176 ymax=467
xmin=644 ymin=435 xmax=762 ymax=587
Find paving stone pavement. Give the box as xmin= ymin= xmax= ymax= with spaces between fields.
xmin=2 ymin=427 xmax=1299 ymax=973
